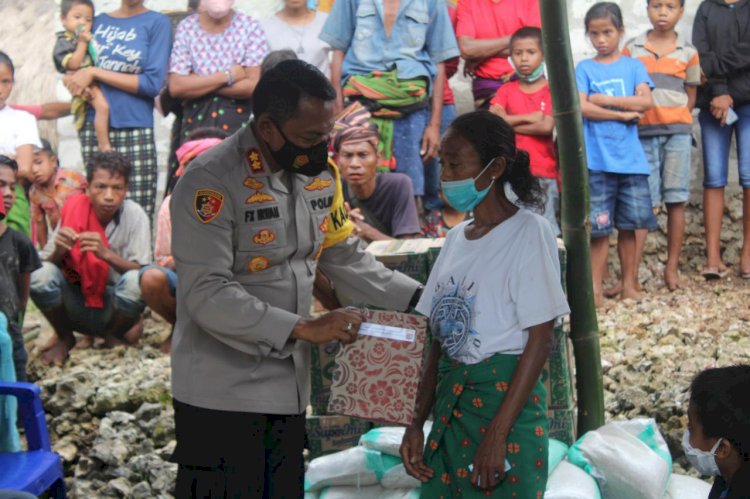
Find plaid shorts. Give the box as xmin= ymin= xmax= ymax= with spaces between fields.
xmin=80 ymin=122 xmax=158 ymax=219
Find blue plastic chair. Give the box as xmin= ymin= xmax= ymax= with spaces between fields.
xmin=0 ymin=382 xmax=66 ymax=498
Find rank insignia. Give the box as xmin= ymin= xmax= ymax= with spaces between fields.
xmin=243 ymin=177 xmax=265 ymax=190
xmin=248 ymin=256 xmax=270 ymax=272
xmin=194 ymin=189 xmax=224 ymax=223
xmin=253 ymin=229 xmax=276 ymax=245
xmin=245 ymin=191 xmax=275 ymax=204
xmin=246 ymin=148 xmax=264 ymax=172
xmin=304 ymin=177 xmax=333 ymax=191
xmin=319 ymin=216 xmax=329 ymax=233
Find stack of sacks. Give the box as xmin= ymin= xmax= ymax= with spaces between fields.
xmin=567 ymin=418 xmax=712 ymax=499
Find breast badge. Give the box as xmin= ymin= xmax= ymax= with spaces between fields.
xmin=247 ymin=256 xmax=270 ymax=272
xmin=194 ymin=189 xmax=224 ymax=223
xmin=243 ymin=177 xmax=265 ymax=190
xmin=245 ymin=191 xmax=275 ymax=204
xmin=253 ymin=229 xmax=276 ymax=245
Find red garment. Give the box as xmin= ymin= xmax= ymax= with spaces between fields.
xmin=456 ymin=0 xmax=540 ymax=80
xmin=443 ymin=3 xmax=459 ymax=105
xmin=490 ymin=81 xmax=557 ymax=179
xmin=59 ymin=194 xmax=110 ymax=308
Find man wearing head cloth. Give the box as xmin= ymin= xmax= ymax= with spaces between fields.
xmin=333 ymin=102 xmax=422 ymax=242
xmin=169 ymin=60 xmax=422 ymax=497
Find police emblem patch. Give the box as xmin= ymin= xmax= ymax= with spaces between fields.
xmin=292 ymin=154 xmax=310 ymax=168
xmin=304 ymin=177 xmax=333 ymax=191
xmin=246 ymin=148 xmax=264 ymax=172
xmin=248 ymin=256 xmax=270 ymax=272
xmin=194 ymin=189 xmax=224 ymax=223
xmin=253 ymin=229 xmax=276 ymax=245
xmin=245 ymin=191 xmax=275 ymax=204
xmin=243 ymin=177 xmax=265 ymax=190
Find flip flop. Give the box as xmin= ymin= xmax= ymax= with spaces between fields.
xmin=741 ymin=270 xmax=750 ymax=280
xmin=702 ymin=267 xmax=729 ymax=280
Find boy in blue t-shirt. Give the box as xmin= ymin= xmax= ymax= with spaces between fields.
xmin=576 ymin=2 xmax=657 ymax=306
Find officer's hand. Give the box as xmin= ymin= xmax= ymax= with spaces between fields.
xmin=291 ymin=308 xmax=364 ymax=345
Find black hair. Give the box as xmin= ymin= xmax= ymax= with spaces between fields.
xmin=184 ymin=127 xmax=229 ymax=141
xmin=34 ymin=138 xmax=55 ymax=156
xmin=448 ymin=111 xmax=545 ymax=211
xmin=261 ymin=49 xmax=298 ymax=76
xmin=584 ymin=2 xmax=624 ymax=31
xmin=510 ymin=26 xmax=544 ymax=51
xmin=690 ymin=365 xmax=750 ymax=460
xmin=61 ymin=0 xmax=95 ymax=17
xmin=86 ymin=151 xmax=131 ymax=184
xmin=0 ymin=155 xmax=18 ymax=173
xmin=647 ymin=0 xmax=685 ymax=6
xmin=252 ymin=59 xmax=336 ymax=125
xmin=0 ymin=51 xmax=14 ymax=77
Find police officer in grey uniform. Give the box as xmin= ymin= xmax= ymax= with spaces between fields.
xmin=169 ymin=60 xmax=422 ymax=497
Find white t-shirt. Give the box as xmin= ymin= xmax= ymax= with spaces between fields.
xmin=260 ymin=12 xmax=331 ymax=77
xmin=0 ymin=105 xmax=41 ymax=156
xmin=416 ymin=209 xmax=570 ymax=364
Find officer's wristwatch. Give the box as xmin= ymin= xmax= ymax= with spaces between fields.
xmin=225 ymin=70 xmax=234 ymax=87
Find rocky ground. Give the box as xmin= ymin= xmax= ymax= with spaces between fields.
xmin=17 ymin=195 xmax=749 ymax=497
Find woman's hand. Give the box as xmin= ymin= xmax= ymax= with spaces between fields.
xmin=710 ymin=95 xmax=733 ymax=126
xmin=470 ymin=426 xmax=507 ymax=490
xmin=400 ymin=424 xmax=433 ymax=482
xmin=64 ymin=68 xmax=96 ymax=97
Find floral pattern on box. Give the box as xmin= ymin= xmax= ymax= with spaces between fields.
xmin=327 ymin=310 xmax=428 ymax=426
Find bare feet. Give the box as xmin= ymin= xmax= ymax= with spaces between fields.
xmin=620 ymin=286 xmax=642 ymax=301
xmin=664 ymin=266 xmax=683 ymax=291
xmin=603 ymin=282 xmax=621 ymax=299
xmin=121 ymin=317 xmax=144 ymax=345
xmin=40 ymin=334 xmax=76 ymax=366
xmin=76 ymin=335 xmax=94 ymax=349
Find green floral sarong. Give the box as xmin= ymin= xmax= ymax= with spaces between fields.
xmin=422 ymin=354 xmax=549 ymax=498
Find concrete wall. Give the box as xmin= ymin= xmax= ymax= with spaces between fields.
xmin=0 ymin=0 xmax=736 ymax=198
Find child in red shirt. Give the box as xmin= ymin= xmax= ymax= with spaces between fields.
xmin=490 ymin=26 xmax=559 ymax=235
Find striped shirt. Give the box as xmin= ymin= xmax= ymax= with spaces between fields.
xmin=623 ymin=32 xmax=700 ymax=136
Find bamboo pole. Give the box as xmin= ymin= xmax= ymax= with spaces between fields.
xmin=540 ymin=0 xmax=605 ymax=433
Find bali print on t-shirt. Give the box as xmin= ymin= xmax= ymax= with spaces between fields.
xmin=429 ymin=276 xmax=482 ymax=363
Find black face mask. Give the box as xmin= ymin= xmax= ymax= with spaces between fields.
xmin=269 ymin=121 xmax=330 ymax=177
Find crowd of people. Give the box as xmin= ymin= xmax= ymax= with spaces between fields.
xmin=0 ymin=0 xmax=749 ymax=497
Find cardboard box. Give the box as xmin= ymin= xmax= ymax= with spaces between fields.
xmin=305 ymin=415 xmax=373 ymax=459
xmin=426 ymin=237 xmax=446 ymax=274
xmin=365 ymin=239 xmax=434 ymax=284
xmin=328 ymin=310 xmax=428 ymax=426
xmin=310 ymin=341 xmax=341 ymax=415
xmin=548 ymin=406 xmax=577 ymax=446
xmin=542 ymin=323 xmax=575 ymax=410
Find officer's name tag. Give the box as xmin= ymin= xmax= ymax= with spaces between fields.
xmin=358 ymin=323 xmax=416 ymax=343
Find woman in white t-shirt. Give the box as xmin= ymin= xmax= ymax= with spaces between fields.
xmin=400 ymin=111 xmax=570 ymax=498
xmin=260 ymin=0 xmax=331 ymax=77
xmin=0 ymin=51 xmax=42 ymax=237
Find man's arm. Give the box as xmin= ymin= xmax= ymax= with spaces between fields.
xmin=514 ymin=115 xmax=555 ymax=136
xmin=330 ymin=50 xmax=346 ymax=113
xmin=458 ymin=35 xmax=511 ymax=63
xmin=588 ymin=83 xmax=653 ymax=112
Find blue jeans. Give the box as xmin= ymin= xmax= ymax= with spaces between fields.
xmin=423 ymin=104 xmax=457 ymax=211
xmin=641 ymin=133 xmax=692 ymax=207
xmin=699 ymin=104 xmax=750 ymax=188
xmin=30 ymin=262 xmax=145 ymax=337
xmin=393 ymin=107 xmax=429 ymax=196
xmin=589 ymin=171 xmax=657 ymax=238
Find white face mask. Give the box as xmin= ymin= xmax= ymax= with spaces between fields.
xmin=682 ymin=430 xmax=722 ymax=476
xmin=201 ymin=0 xmax=234 ymax=19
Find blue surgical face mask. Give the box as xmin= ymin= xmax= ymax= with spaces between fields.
xmin=681 ymin=430 xmax=722 ymax=476
xmin=440 ymin=159 xmax=496 ymax=212
xmin=515 ymin=62 xmax=546 ymax=83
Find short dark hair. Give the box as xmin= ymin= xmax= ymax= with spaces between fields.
xmin=584 ymin=2 xmax=624 ymax=31
xmin=185 ymin=127 xmax=229 ymax=141
xmin=86 ymin=151 xmax=131 ymax=184
xmin=0 ymin=155 xmax=18 ymax=173
xmin=252 ymin=59 xmax=336 ymax=126
xmin=448 ymin=111 xmax=545 ymax=212
xmin=33 ymin=138 xmax=55 ymax=156
xmin=261 ymin=50 xmax=298 ymax=76
xmin=647 ymin=0 xmax=685 ymax=7
xmin=0 ymin=51 xmax=14 ymax=77
xmin=510 ymin=26 xmax=543 ymax=51
xmin=61 ymin=0 xmax=95 ymax=17
xmin=690 ymin=365 xmax=750 ymax=460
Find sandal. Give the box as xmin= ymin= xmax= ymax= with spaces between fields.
xmin=702 ymin=267 xmax=729 ymax=280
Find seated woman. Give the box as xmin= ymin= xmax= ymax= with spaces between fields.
xmin=400 ymin=111 xmax=569 ymax=498
xmin=684 ymin=365 xmax=750 ymax=498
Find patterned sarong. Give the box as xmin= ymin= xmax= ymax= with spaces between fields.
xmin=422 ymin=354 xmax=549 ymax=498
xmin=343 ymin=70 xmax=428 ymax=172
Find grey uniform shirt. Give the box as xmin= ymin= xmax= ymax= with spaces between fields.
xmin=170 ymin=126 xmax=420 ymax=415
